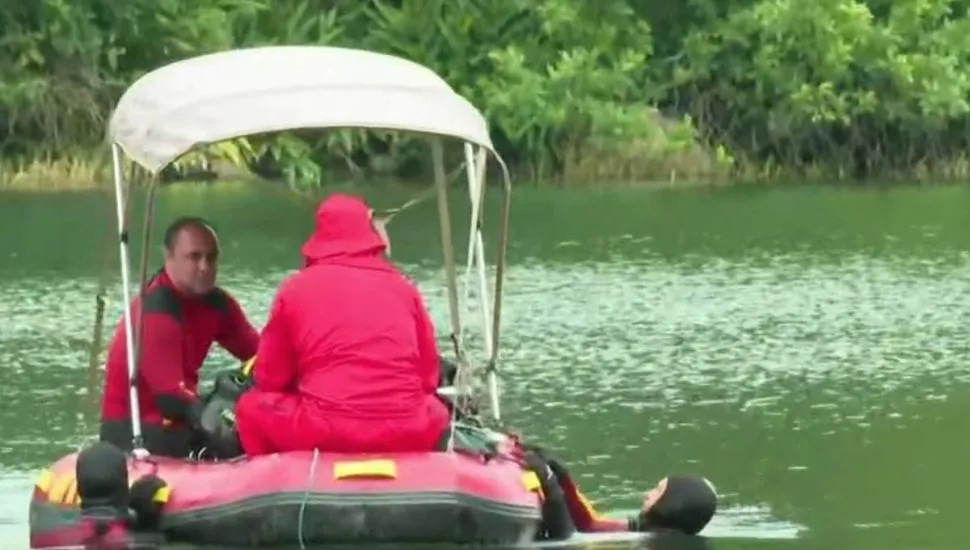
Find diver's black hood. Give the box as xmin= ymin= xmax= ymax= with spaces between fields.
xmin=641 ymin=475 xmax=718 ymax=535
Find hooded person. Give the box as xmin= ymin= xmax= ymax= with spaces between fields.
xmin=234 ymin=193 xmax=451 ymax=455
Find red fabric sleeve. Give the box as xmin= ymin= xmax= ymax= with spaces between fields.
xmin=413 ymin=290 xmax=440 ymax=394
xmin=137 ymin=312 xmax=198 ymax=427
xmin=586 ymin=516 xmax=629 ymax=532
xmin=138 ymin=312 xmax=192 ymax=399
xmin=253 ymin=290 xmax=296 ymax=393
xmin=556 ymin=463 xmax=630 ymax=533
xmin=217 ymin=292 xmax=259 ymax=361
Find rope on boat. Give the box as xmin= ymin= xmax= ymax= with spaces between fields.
xmin=298 ymin=448 xmax=320 ymax=549
xmin=452 ymin=147 xmax=491 ymax=433
xmin=85 ymin=233 xmax=113 ymax=431
xmin=374 ymin=178 xmax=443 ymax=223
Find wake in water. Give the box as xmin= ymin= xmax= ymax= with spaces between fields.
xmin=532 ymin=504 xmax=804 ymax=549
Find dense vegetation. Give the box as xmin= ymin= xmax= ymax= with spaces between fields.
xmin=3 ymin=0 xmax=970 ymax=187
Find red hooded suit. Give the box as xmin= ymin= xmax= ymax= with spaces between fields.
xmin=235 ymin=194 xmax=450 ymax=455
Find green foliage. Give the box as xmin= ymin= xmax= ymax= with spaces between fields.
xmin=664 ymin=0 xmax=970 ymax=180
xmin=4 ymin=0 xmax=970 ymax=186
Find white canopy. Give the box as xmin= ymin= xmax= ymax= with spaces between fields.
xmin=107 ymin=45 xmax=497 ymax=173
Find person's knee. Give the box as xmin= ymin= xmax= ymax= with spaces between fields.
xmin=233 ymin=391 xmax=275 ymax=455
xmin=233 ymin=396 xmax=253 ymax=440
xmin=233 ymin=390 xmax=260 ymax=428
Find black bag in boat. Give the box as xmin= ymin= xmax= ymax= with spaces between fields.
xmin=195 ymin=368 xmax=252 ymax=459
xmin=199 ymin=369 xmax=251 ymax=429
xmin=439 ymin=356 xmax=458 ymax=387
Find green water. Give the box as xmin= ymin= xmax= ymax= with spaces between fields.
xmin=3 ymin=182 xmax=970 ymax=549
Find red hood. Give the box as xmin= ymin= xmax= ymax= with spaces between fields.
xmin=300 ymin=193 xmax=387 ymax=265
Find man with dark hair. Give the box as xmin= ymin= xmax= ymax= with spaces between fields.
xmin=99 ymin=216 xmax=260 ymax=458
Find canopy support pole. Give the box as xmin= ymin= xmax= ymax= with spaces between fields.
xmin=432 ymin=139 xmax=464 ymax=373
xmin=462 ymin=143 xmax=499 ymax=420
xmin=111 ymin=143 xmax=148 ymax=458
xmin=489 ymin=156 xmax=512 ymax=413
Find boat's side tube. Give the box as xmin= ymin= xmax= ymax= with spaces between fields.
xmin=110 ymin=143 xmax=147 ymax=457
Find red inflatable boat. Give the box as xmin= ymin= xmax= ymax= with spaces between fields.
xmin=30 ymin=440 xmax=543 ymax=548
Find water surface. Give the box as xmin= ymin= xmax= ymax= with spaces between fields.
xmin=2 ymin=183 xmax=969 ymax=549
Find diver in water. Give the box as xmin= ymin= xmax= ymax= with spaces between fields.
xmin=521 ymin=446 xmax=717 ymax=540
xmin=436 ymin=355 xmax=718 ymax=539
xmin=433 ymin=357 xmax=718 ymax=538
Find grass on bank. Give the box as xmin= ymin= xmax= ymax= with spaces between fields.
xmin=5 ymin=147 xmax=970 ymax=192
xmin=0 ymin=145 xmax=742 ymax=192
xmin=0 ymin=155 xmax=113 ymax=192
xmin=0 ymin=152 xmax=732 ymax=193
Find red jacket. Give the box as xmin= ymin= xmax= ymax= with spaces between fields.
xmin=245 ymin=193 xmax=449 ymax=453
xmin=556 ymin=470 xmax=628 ymax=533
xmin=100 ymin=271 xmax=259 ymax=424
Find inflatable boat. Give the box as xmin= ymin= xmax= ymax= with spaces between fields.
xmin=29 ymin=44 xmax=723 ymax=549
xmin=28 ymin=44 xmax=540 ymax=548
xmin=30 ymin=433 xmax=543 ymax=548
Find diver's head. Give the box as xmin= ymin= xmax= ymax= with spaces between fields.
xmin=640 ymin=475 xmax=718 ymax=535
xmin=76 ymin=441 xmax=130 ymax=511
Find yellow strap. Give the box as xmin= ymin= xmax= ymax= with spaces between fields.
xmin=333 ymin=459 xmax=397 ymax=480
xmin=241 ymin=356 xmax=256 ymax=378
xmin=152 ymin=485 xmax=171 ymax=504
xmin=576 ymin=490 xmax=604 ymax=521
xmin=35 ymin=470 xmax=52 ymax=492
xmin=522 ymin=471 xmax=541 ymax=492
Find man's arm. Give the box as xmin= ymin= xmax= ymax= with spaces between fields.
xmin=573 ymin=491 xmax=632 ymax=532
xmin=412 ymin=290 xmax=441 ymax=394
xmin=541 ymin=452 xmax=631 ymax=533
xmin=253 ymin=289 xmax=296 ymax=393
xmin=215 ymin=290 xmax=260 ymax=361
xmin=137 ymin=289 xmax=200 ymax=427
